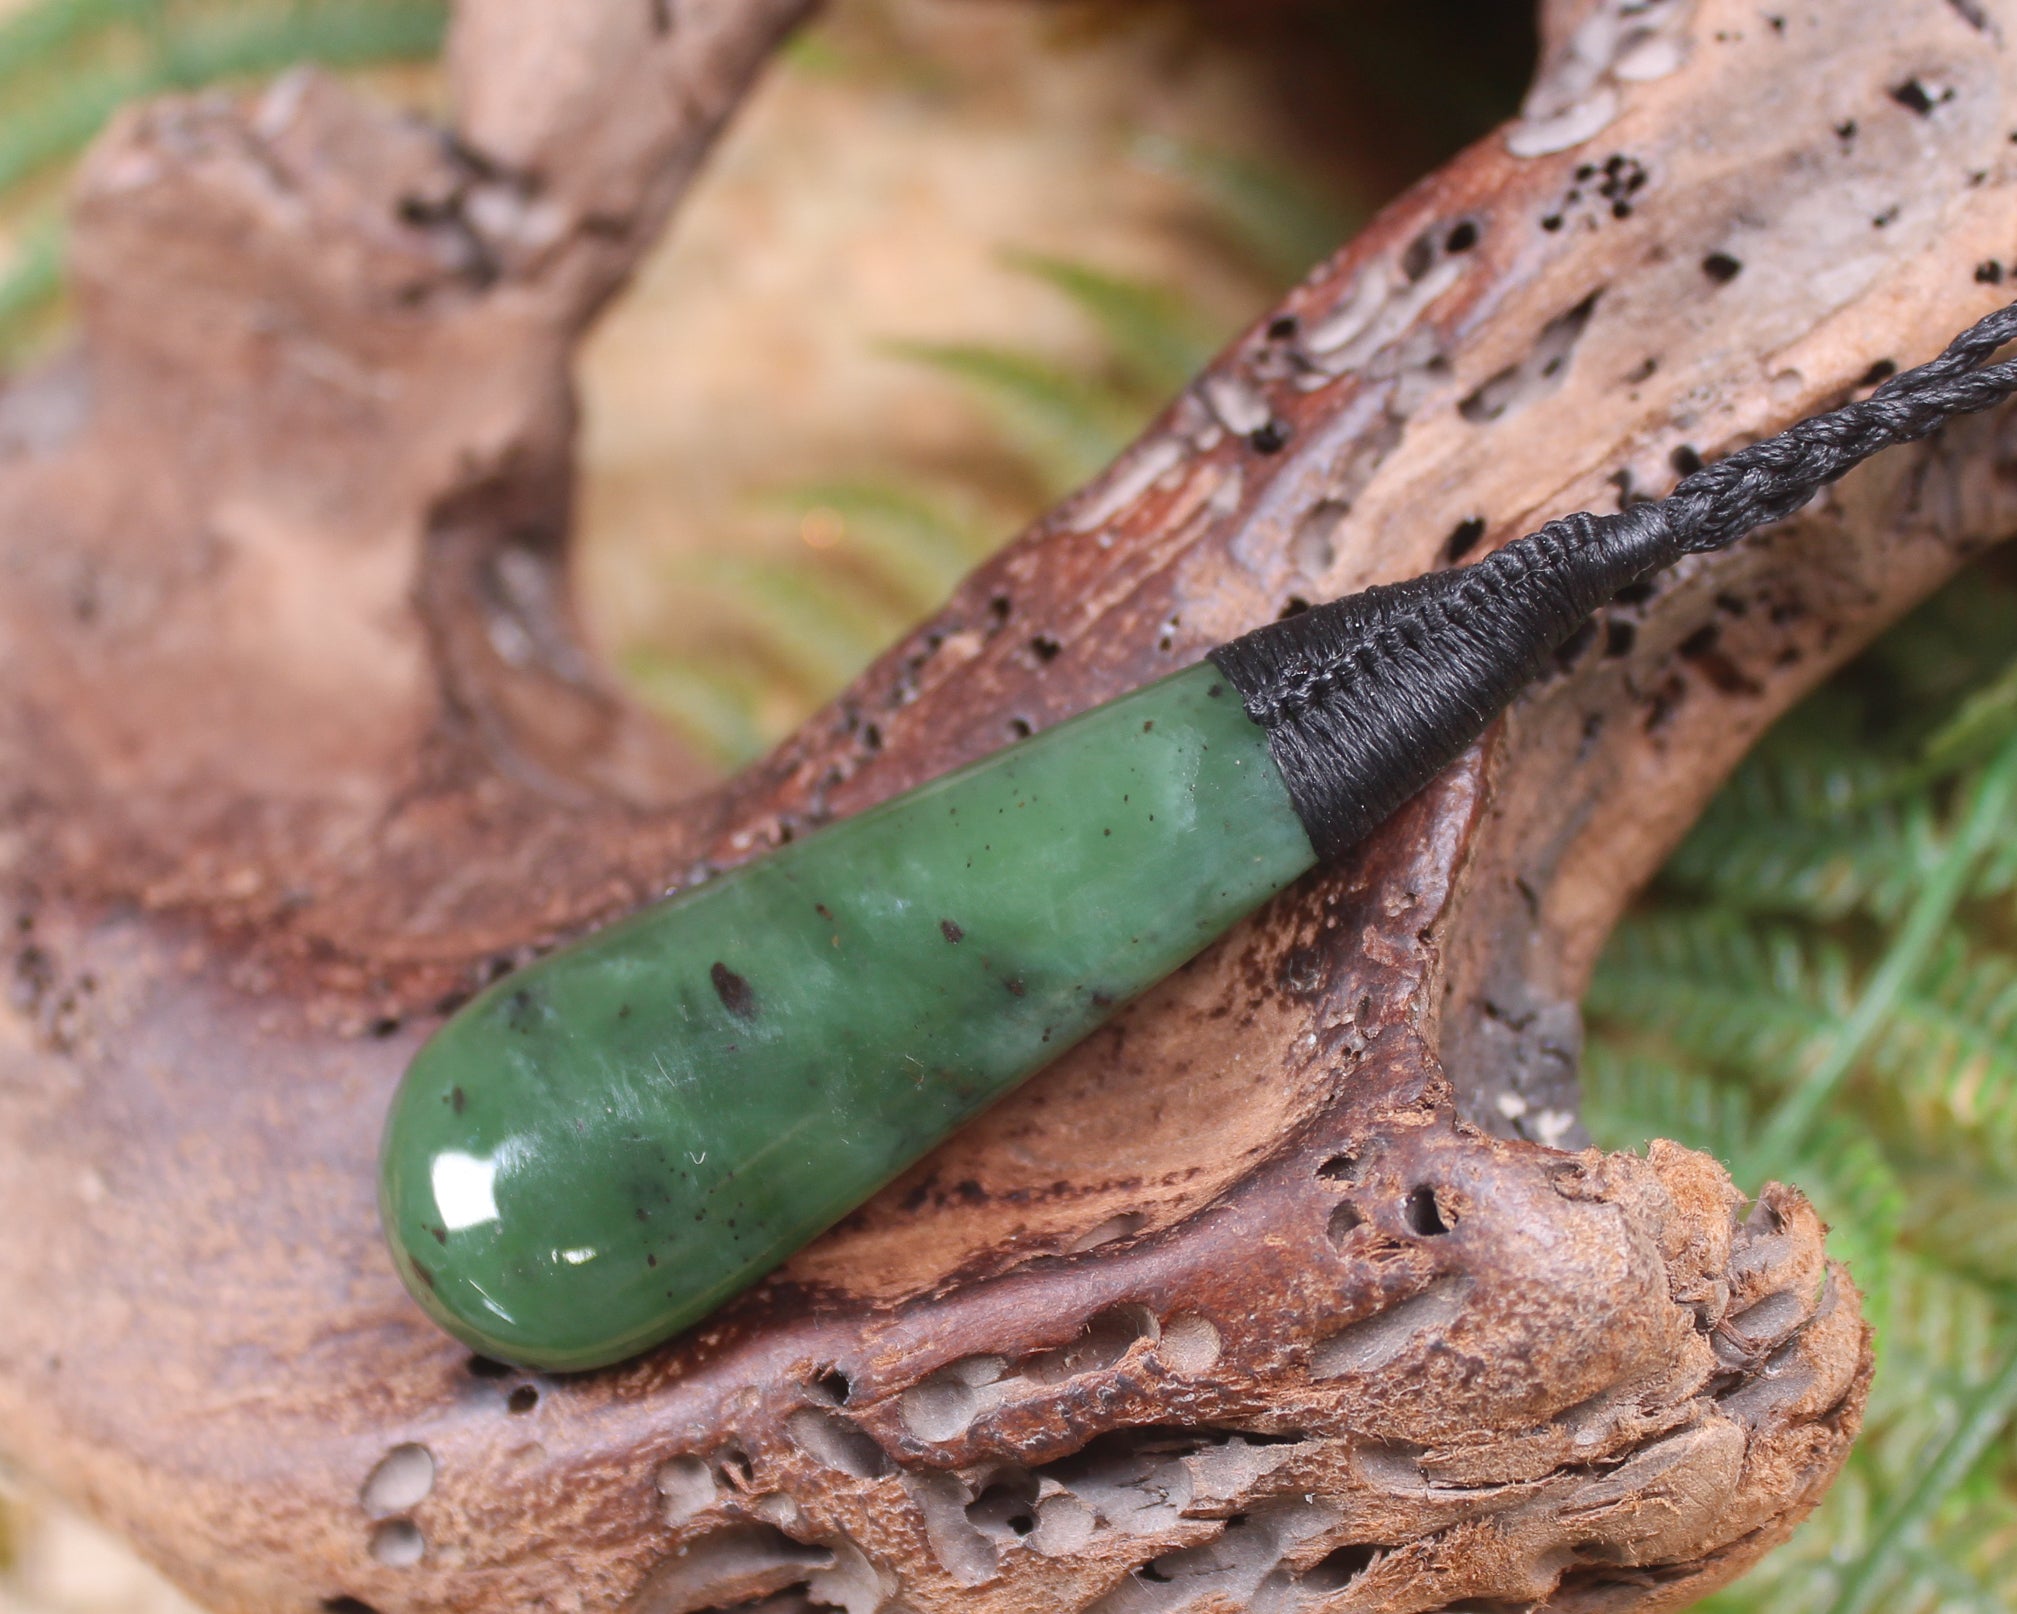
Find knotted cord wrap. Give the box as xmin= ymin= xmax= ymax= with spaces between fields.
xmin=1210 ymin=296 xmax=2017 ymax=861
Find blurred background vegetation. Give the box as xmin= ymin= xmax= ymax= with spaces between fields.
xmin=1 ymin=3 xmax=2012 ymax=1613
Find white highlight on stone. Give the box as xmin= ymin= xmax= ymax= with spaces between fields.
xmin=431 ymin=1149 xmax=501 ymax=1232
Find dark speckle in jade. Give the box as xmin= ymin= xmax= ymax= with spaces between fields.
xmin=709 ymin=962 xmax=756 ymax=1020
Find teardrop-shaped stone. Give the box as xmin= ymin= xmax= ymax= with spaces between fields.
xmin=378 ymin=663 xmax=1312 ymax=1371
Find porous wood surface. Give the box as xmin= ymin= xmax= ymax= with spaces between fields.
xmin=2 ymin=1 xmax=2013 ymax=1610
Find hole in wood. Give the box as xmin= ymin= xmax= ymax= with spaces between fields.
xmin=1022 ymin=1304 xmax=1159 ymax=1385
xmin=367 ymin=1520 xmax=424 ymax=1569
xmin=360 ymin=1444 xmax=434 ymax=1518
xmin=655 ymin=1454 xmax=718 ymax=1524
xmin=1159 ymin=1313 xmax=1222 ymax=1374
xmin=1404 ymin=1185 xmax=1452 ymax=1236
xmin=1303 ymin=1542 xmax=1384 ymax=1592
xmin=629 ymin=1524 xmax=832 ymax=1613
xmin=1326 ymin=1201 xmax=1365 ymax=1245
xmin=1316 ymin=1152 xmax=1361 ymax=1184
xmin=1066 ymin=1210 xmax=1147 ymax=1253
xmin=1445 ymin=515 xmax=1488 ymax=562
xmin=964 ymin=1470 xmax=1040 ymax=1541
xmin=785 ymin=1406 xmax=889 ymax=1480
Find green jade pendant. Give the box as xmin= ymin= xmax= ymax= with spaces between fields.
xmin=381 ymin=293 xmax=2017 ymax=1370
xmin=380 ymin=665 xmax=1314 ymax=1370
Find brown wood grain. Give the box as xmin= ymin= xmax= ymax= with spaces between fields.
xmin=2 ymin=1 xmax=2013 ymax=1609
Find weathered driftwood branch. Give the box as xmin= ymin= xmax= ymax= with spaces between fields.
xmin=2 ymin=1 xmax=2013 ymax=1610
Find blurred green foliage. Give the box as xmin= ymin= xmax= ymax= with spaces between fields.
xmin=625 ymin=150 xmax=1334 ymax=765
xmin=0 ymin=0 xmax=444 ymax=367
xmin=1586 ymin=564 xmax=2017 ymax=1614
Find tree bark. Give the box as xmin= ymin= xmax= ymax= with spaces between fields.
xmin=2 ymin=1 xmax=2013 ymax=1610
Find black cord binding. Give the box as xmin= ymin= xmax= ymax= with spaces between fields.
xmin=1209 ymin=296 xmax=2017 ymax=861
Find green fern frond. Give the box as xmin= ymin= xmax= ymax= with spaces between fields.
xmin=1132 ymin=134 xmax=1359 ymax=286
xmin=1588 ymin=912 xmax=1851 ymax=1076
xmin=148 ymin=2 xmax=446 ymax=85
xmin=0 ymin=58 xmax=153 ymax=196
xmin=1857 ymin=570 xmax=2017 ymax=720
xmin=0 ymin=212 xmax=63 ymax=365
xmin=996 ymin=249 xmax=1219 ymax=396
xmin=0 ymin=0 xmax=446 ymax=368
xmin=1881 ymin=1256 xmax=2011 ymax=1400
xmin=0 ymin=1 xmax=445 ymax=198
xmin=879 ymin=337 xmax=1139 ymax=496
xmin=760 ymin=479 xmax=993 ymax=614
xmin=622 ymin=547 xmax=923 ymax=769
xmin=776 ymin=24 xmax=850 ymax=80
xmin=625 ymin=133 xmax=1353 ymax=774
xmin=0 ymin=0 xmax=154 ymax=90
xmin=1589 ymin=565 xmax=2017 ymax=1613
xmin=1577 ymin=1045 xmax=1752 ymax=1164
xmin=620 ymin=647 xmax=771 ymax=770
xmin=669 ymin=552 xmax=901 ymax=699
xmin=1745 ymin=735 xmax=2017 ymax=1173
xmin=1597 ymin=917 xmax=2017 ymax=1158
xmin=1820 ymin=1332 xmax=2017 ymax=1614
xmin=1868 ymin=937 xmax=2017 ymax=1143
xmin=1665 ymin=765 xmax=1925 ymax=917
xmin=1926 ymin=654 xmax=2017 ymax=776
xmin=1778 ymin=1113 xmax=1905 ymax=1319
xmin=1979 ymin=847 xmax=2017 ymax=923
xmin=1899 ymin=1167 xmax=2017 ymax=1295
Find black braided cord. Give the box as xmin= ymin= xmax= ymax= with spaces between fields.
xmin=1208 ymin=297 xmax=2017 ymax=861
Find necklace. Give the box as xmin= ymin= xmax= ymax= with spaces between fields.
xmin=378 ymin=297 xmax=2017 ymax=1372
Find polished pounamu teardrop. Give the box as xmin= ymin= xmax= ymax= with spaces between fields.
xmin=379 ymin=663 xmax=1314 ymax=1371
xmin=382 ymin=298 xmax=2017 ymax=1372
